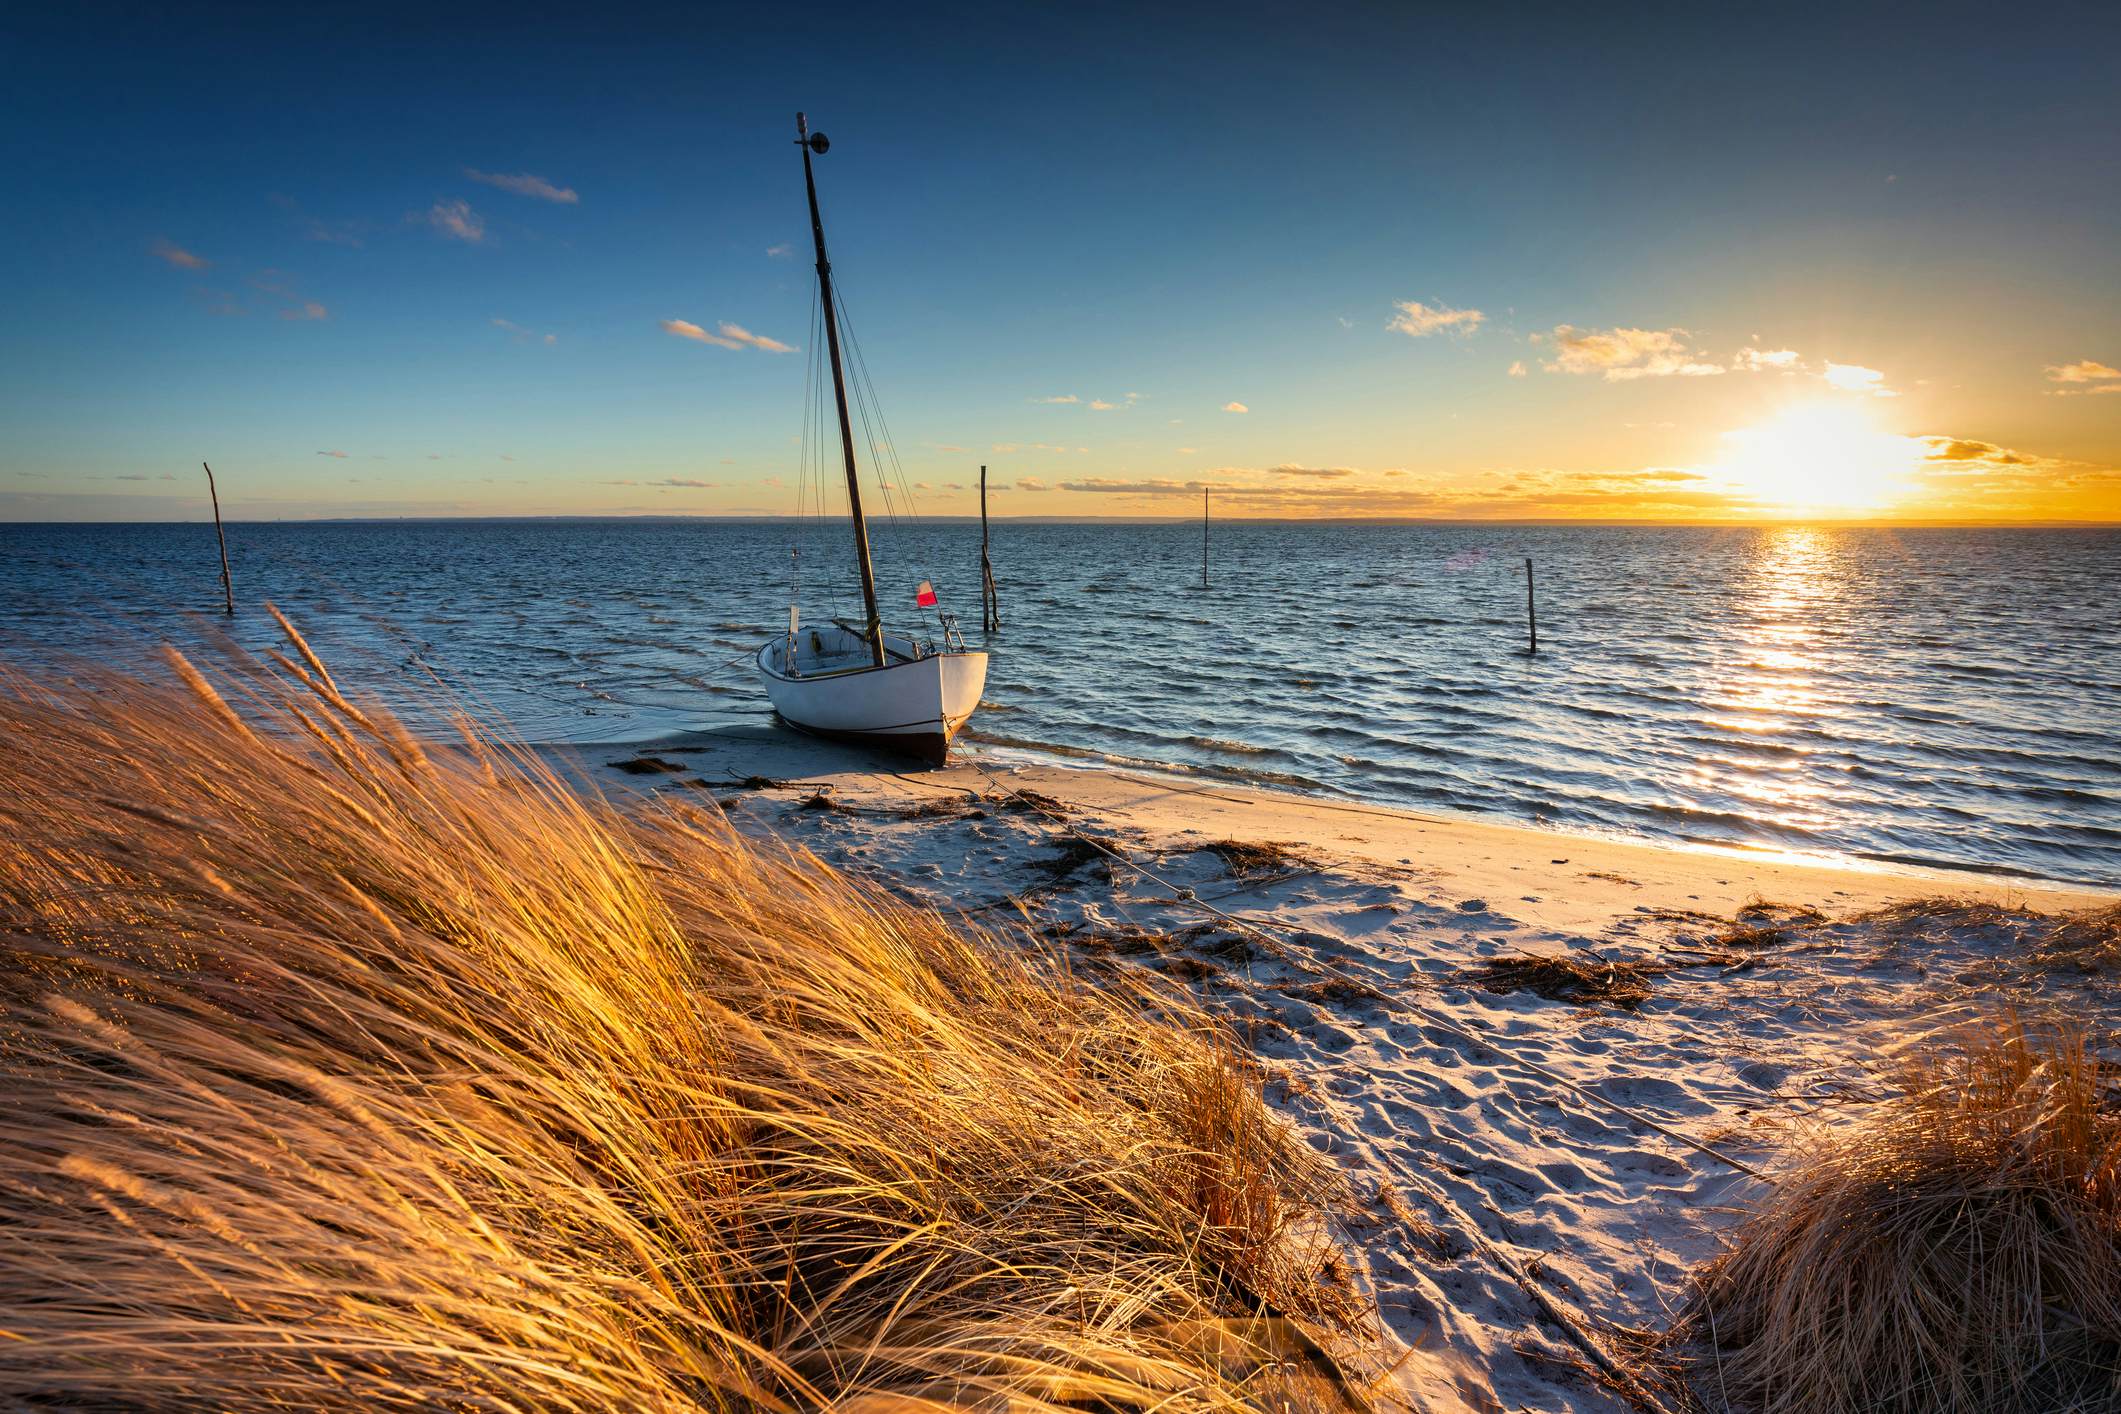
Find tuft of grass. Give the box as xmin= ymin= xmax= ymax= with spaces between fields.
xmin=1202 ymin=839 xmax=1311 ymax=879
xmin=0 ymin=631 xmax=1372 ymax=1411
xmin=1669 ymin=1022 xmax=2121 ymax=1414
xmin=1463 ymin=953 xmax=1664 ymax=1010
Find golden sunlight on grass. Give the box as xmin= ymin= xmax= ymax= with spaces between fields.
xmin=0 ymin=626 xmax=1374 ymax=1410
xmin=1668 ymin=1021 xmax=2121 ymax=1413
xmin=1711 ymin=400 xmax=1921 ymax=513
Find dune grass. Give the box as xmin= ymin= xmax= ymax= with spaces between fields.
xmin=1670 ymin=1020 xmax=2121 ymax=1414
xmin=0 ymin=623 xmax=1370 ymax=1411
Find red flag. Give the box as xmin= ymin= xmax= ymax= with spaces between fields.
xmin=914 ymin=580 xmax=938 ymax=608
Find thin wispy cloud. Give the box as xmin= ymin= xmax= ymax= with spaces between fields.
xmin=652 ymin=478 xmax=712 ymax=488
xmin=767 ymin=243 xmax=794 ymax=259
xmin=1014 ymin=477 xmax=1047 ymax=491
xmin=151 ymin=238 xmax=209 ymax=270
xmin=1507 ymin=361 xmax=1527 ymax=377
xmin=1088 ymin=399 xmax=1116 ymax=411
xmin=316 ymin=450 xmax=349 ymax=458
xmin=1060 ymin=478 xmax=1201 ymax=494
xmin=1034 ymin=394 xmax=1080 ymax=404
xmin=1388 ymin=299 xmax=1485 ymax=338
xmin=1223 ymin=401 xmax=1249 ymax=413
xmin=493 ymin=317 xmax=557 ymax=346
xmin=464 ymin=169 xmax=578 ymax=204
xmin=660 ymin=319 xmax=794 ymax=352
xmin=716 ymin=321 xmax=794 ymax=352
xmin=2047 ymin=359 xmax=2120 ymax=384
xmin=426 ymin=199 xmax=485 ymax=243
xmin=1268 ymin=464 xmax=1358 ymax=479
xmin=1539 ymin=325 xmax=1723 ymax=380
xmin=303 ymin=218 xmax=364 ymax=247
xmin=250 ymin=270 xmax=327 ymax=321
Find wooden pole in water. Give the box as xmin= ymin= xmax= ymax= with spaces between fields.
xmin=1201 ymin=486 xmax=1209 ymax=589
xmin=1524 ymin=556 xmax=1538 ymax=655
xmin=979 ymin=464 xmax=999 ymax=632
xmin=204 ymin=461 xmax=233 ymax=616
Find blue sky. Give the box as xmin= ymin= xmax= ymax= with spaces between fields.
xmin=3 ymin=1 xmax=2117 ymax=520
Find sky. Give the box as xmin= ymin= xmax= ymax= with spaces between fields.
xmin=2 ymin=1 xmax=2117 ymax=523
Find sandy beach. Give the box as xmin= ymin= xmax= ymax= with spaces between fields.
xmin=584 ymin=728 xmax=2116 ymax=1413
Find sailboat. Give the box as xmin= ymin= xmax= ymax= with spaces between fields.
xmin=756 ymin=113 xmax=989 ymax=767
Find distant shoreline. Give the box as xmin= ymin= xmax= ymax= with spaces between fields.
xmin=8 ymin=515 xmax=2120 ymax=529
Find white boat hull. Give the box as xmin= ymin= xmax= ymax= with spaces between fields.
xmin=756 ymin=623 xmax=987 ymax=766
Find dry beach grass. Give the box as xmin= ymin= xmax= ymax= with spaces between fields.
xmin=0 ymin=623 xmax=1370 ymax=1412
xmin=1671 ymin=1022 xmax=2121 ymax=1414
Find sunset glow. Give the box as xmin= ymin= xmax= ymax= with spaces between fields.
xmin=1711 ymin=403 xmax=1920 ymax=515
xmin=1 ymin=8 xmax=2114 ymax=524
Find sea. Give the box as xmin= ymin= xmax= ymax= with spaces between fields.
xmin=2 ymin=518 xmax=2115 ymax=887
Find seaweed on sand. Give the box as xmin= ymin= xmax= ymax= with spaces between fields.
xmin=1203 ymin=839 xmax=1312 ymax=879
xmin=1463 ymin=953 xmax=1665 ymax=1010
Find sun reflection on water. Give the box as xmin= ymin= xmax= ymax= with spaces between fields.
xmin=1685 ymin=527 xmax=1847 ymax=833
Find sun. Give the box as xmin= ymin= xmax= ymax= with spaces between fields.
xmin=1711 ymin=400 xmax=1920 ymax=513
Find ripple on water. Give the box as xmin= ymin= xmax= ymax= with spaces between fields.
xmin=1 ymin=520 xmax=2115 ymax=884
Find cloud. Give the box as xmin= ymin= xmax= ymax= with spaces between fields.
xmin=1268 ymin=464 xmax=1358 ymax=479
xmin=661 ymin=319 xmax=794 ymax=352
xmin=652 ymin=478 xmax=713 ymax=488
xmin=1388 ymin=300 xmax=1484 ymax=338
xmin=303 ymin=218 xmax=364 ymax=247
xmin=1823 ymin=361 xmax=1893 ymax=396
xmin=1222 ymin=401 xmax=1249 ymax=413
xmin=2047 ymin=360 xmax=2120 ymax=384
xmin=1177 ymin=447 xmax=1197 ymax=455
xmin=1921 ymin=436 xmax=2030 ymax=466
xmin=493 ymin=317 xmax=557 ymax=345
xmin=151 ymin=238 xmax=209 ymax=270
xmin=426 ymin=199 xmax=485 ymax=242
xmin=1014 ymin=477 xmax=1047 ymax=491
xmin=1088 ymin=399 xmax=1116 ymax=410
xmin=1735 ymin=347 xmax=1802 ymax=371
xmin=1541 ymin=325 xmax=1723 ymax=380
xmin=717 ymin=321 xmax=793 ymax=353
xmin=663 ymin=318 xmax=736 ymax=348
xmin=1507 ymin=361 xmax=1526 ymax=378
xmin=1034 ymin=394 xmax=1080 ymax=404
xmin=316 ymin=450 xmax=349 ymax=458
xmin=932 ymin=443 xmax=968 ymax=453
xmin=767 ymin=243 xmax=794 ymax=259
xmin=249 ymin=270 xmax=327 ymax=321
xmin=464 ymin=169 xmax=578 ymax=204
xmin=1059 ymin=478 xmax=1200 ymax=495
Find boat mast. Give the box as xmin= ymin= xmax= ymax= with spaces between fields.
xmin=796 ymin=112 xmax=885 ymax=668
